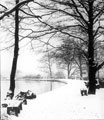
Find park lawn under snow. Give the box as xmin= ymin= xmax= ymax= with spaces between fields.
xmin=4 ymin=80 xmax=104 ymax=120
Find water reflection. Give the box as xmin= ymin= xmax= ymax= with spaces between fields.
xmin=1 ymin=79 xmax=66 ymax=100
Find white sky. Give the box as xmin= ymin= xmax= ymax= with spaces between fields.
xmin=0 ymin=0 xmax=45 ymax=78
xmin=0 ymin=0 xmax=68 ymax=78
xmin=1 ymin=43 xmax=43 ymax=78
xmin=0 ymin=28 xmax=43 ymax=78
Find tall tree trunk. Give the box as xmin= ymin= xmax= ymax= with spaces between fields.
xmin=67 ymin=63 xmax=70 ymax=79
xmin=79 ymin=65 xmax=82 ymax=78
xmin=88 ymin=1 xmax=96 ymax=94
xmin=9 ymin=0 xmax=19 ymax=98
xmin=47 ymin=46 xmax=52 ymax=79
xmin=78 ymin=56 xmax=83 ymax=78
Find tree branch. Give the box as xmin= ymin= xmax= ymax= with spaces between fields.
xmin=19 ymin=9 xmax=41 ymax=18
xmin=0 ymin=4 xmax=7 ymax=13
xmin=0 ymin=0 xmax=33 ymax=20
xmin=96 ymin=61 xmax=104 ymax=71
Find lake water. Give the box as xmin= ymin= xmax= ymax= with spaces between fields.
xmin=1 ymin=79 xmax=66 ymax=100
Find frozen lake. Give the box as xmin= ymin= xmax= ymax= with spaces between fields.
xmin=1 ymin=79 xmax=66 ymax=100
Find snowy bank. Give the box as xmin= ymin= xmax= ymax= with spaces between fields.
xmin=2 ymin=80 xmax=104 ymax=120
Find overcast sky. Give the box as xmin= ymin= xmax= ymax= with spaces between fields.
xmin=1 ymin=47 xmax=42 ymax=78
xmin=0 ymin=0 xmax=43 ymax=78
xmin=0 ymin=0 xmax=61 ymax=78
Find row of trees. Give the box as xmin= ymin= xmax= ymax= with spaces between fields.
xmin=34 ymin=0 xmax=104 ymax=94
xmin=0 ymin=0 xmax=104 ymax=97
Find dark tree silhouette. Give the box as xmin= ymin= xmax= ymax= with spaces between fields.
xmin=9 ymin=0 xmax=19 ymax=98
xmin=24 ymin=0 xmax=104 ymax=94
xmin=1 ymin=0 xmax=104 ymax=95
xmin=50 ymin=39 xmax=75 ymax=79
xmin=0 ymin=0 xmax=33 ymax=98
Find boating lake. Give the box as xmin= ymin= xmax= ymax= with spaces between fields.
xmin=1 ymin=79 xmax=66 ymax=100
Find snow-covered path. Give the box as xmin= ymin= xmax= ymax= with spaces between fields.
xmin=6 ymin=80 xmax=104 ymax=120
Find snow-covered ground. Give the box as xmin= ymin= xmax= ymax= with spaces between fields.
xmin=1 ymin=80 xmax=104 ymax=120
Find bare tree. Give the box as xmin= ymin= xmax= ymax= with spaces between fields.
xmin=1 ymin=0 xmax=104 ymax=95
xmin=9 ymin=0 xmax=19 ymax=98
xmin=25 ymin=0 xmax=104 ymax=94
xmin=50 ymin=39 xmax=75 ymax=78
xmin=40 ymin=45 xmax=54 ymax=79
xmin=0 ymin=0 xmax=34 ymax=98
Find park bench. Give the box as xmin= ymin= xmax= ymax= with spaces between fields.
xmin=80 ymin=81 xmax=88 ymax=96
xmin=2 ymin=100 xmax=22 ymax=116
xmin=15 ymin=94 xmax=27 ymax=105
xmin=7 ymin=100 xmax=22 ymax=116
xmin=80 ymin=89 xmax=88 ymax=96
xmin=15 ymin=90 xmax=36 ymax=100
xmin=26 ymin=90 xmax=36 ymax=99
xmin=2 ymin=100 xmax=11 ymax=108
xmin=2 ymin=90 xmax=36 ymax=116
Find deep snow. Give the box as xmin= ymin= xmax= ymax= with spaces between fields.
xmin=1 ymin=80 xmax=104 ymax=120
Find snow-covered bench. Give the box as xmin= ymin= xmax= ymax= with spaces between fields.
xmin=80 ymin=89 xmax=88 ymax=96
xmin=2 ymin=100 xmax=23 ymax=116
xmin=7 ymin=100 xmax=22 ymax=116
xmin=80 ymin=81 xmax=88 ymax=96
xmin=2 ymin=100 xmax=11 ymax=108
xmin=15 ymin=94 xmax=27 ymax=105
xmin=15 ymin=90 xmax=36 ymax=100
